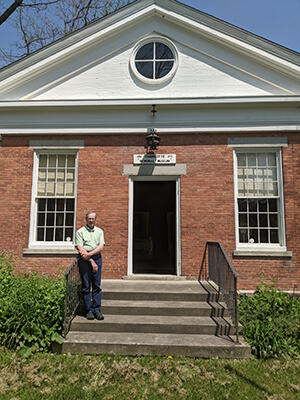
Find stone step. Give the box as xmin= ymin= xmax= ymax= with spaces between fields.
xmin=63 ymin=279 xmax=251 ymax=359
xmin=101 ymin=299 xmax=214 ymax=317
xmin=101 ymin=280 xmax=209 ymax=302
xmin=62 ymin=331 xmax=251 ymax=359
xmin=71 ymin=315 xmax=218 ymax=335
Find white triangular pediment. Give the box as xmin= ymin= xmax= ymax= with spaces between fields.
xmin=0 ymin=0 xmax=299 ymax=101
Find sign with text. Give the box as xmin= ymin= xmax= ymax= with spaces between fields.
xmin=134 ymin=154 xmax=176 ymax=165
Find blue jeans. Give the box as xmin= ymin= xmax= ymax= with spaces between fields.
xmin=78 ymin=255 xmax=102 ymax=314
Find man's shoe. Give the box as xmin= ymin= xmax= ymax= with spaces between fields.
xmin=86 ymin=311 xmax=95 ymax=320
xmin=94 ymin=311 xmax=104 ymax=321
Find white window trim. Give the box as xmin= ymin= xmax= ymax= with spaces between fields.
xmin=233 ymin=147 xmax=287 ymax=253
xmin=28 ymin=148 xmax=79 ymax=251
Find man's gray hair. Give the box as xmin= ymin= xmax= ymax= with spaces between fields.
xmin=86 ymin=211 xmax=97 ymax=220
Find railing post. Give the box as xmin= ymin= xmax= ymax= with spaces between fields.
xmin=217 ymin=245 xmax=221 ymax=291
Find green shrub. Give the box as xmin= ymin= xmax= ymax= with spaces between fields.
xmin=0 ymin=252 xmax=65 ymax=357
xmin=239 ymin=281 xmax=300 ymax=359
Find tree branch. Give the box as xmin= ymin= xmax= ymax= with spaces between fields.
xmin=0 ymin=0 xmax=23 ymax=26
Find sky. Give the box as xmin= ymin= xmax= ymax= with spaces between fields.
xmin=0 ymin=0 xmax=299 ymax=65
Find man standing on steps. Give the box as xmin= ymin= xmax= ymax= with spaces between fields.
xmin=75 ymin=211 xmax=105 ymax=321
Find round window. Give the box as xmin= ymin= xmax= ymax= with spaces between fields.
xmin=131 ymin=37 xmax=178 ymax=83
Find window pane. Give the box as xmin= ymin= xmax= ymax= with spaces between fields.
xmin=249 ymin=199 xmax=257 ymax=212
xmin=57 ymin=169 xmax=65 ymax=181
xmin=66 ymin=213 xmax=74 ymax=226
xmin=46 ymin=228 xmax=54 ymax=241
xmin=268 ymin=153 xmax=276 ymax=167
xmin=38 ymin=181 xmax=46 ymax=196
xmin=249 ymin=229 xmax=258 ymax=243
xmin=260 ymin=229 xmax=269 ymax=243
xmin=37 ymin=213 xmax=45 ymax=226
xmin=48 ymin=169 xmax=56 ymax=182
xmin=136 ymin=62 xmax=153 ymax=78
xmin=268 ymin=181 xmax=278 ymax=196
xmin=47 ymin=182 xmax=55 ymax=196
xmin=238 ymin=199 xmax=247 ymax=212
xmin=38 ymin=169 xmax=46 ymax=182
xmin=57 ymin=199 xmax=65 ymax=211
xmin=58 ymin=155 xmax=66 ymax=167
xmin=155 ymin=61 xmax=174 ymax=78
xmin=249 ymin=213 xmax=258 ymax=227
xmin=258 ymin=153 xmax=266 ymax=166
xmin=66 ymin=183 xmax=74 ymax=196
xmin=269 ymin=199 xmax=277 ymax=212
xmin=39 ymin=155 xmax=47 ymax=168
xmin=55 ymin=228 xmax=63 ymax=241
xmin=259 ymin=214 xmax=268 ymax=227
xmin=56 ymin=182 xmax=65 ymax=196
xmin=136 ymin=43 xmax=153 ymax=60
xmin=239 ymin=229 xmax=248 ymax=243
xmin=38 ymin=198 xmax=46 ymax=211
xmin=49 ymin=155 xmax=56 ymax=168
xmin=37 ymin=228 xmax=44 ymax=241
xmin=258 ymin=199 xmax=267 ymax=212
xmin=67 ymin=155 xmax=75 ymax=167
xmin=269 ymin=214 xmax=278 ymax=227
xmin=47 ymin=199 xmax=55 ymax=211
xmin=239 ymin=213 xmax=247 ymax=227
xmin=237 ymin=153 xmax=246 ymax=167
xmin=155 ymin=42 xmax=173 ymax=59
xmin=46 ymin=213 xmax=54 ymax=226
xmin=270 ymin=230 xmax=279 ymax=243
xmin=247 ymin=153 xmax=256 ymax=166
xmin=66 ymin=169 xmax=75 ymax=181
xmin=66 ymin=199 xmax=74 ymax=211
xmin=56 ymin=213 xmax=64 ymax=227
xmin=65 ymin=228 xmax=74 ymax=241
xmin=238 ymin=181 xmax=247 ymax=197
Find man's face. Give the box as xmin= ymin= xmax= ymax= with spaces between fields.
xmin=86 ymin=213 xmax=96 ymax=229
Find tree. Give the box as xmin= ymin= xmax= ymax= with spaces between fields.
xmin=0 ymin=0 xmax=132 ymax=66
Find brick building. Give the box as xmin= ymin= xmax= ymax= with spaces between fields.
xmin=0 ymin=0 xmax=299 ymax=291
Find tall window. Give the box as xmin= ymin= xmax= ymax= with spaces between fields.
xmin=30 ymin=151 xmax=77 ymax=246
xmin=235 ymin=150 xmax=285 ymax=248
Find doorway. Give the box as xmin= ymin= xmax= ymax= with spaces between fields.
xmin=133 ymin=181 xmax=176 ymax=274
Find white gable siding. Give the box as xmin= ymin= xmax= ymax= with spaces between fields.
xmin=1 ymin=14 xmax=299 ymax=101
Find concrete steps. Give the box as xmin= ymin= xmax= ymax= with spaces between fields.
xmin=62 ymin=279 xmax=251 ymax=359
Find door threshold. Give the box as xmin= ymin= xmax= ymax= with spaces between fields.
xmin=122 ymin=274 xmax=187 ymax=281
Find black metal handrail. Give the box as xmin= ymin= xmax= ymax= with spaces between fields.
xmin=63 ymin=256 xmax=81 ymax=337
xmin=199 ymin=242 xmax=239 ymax=343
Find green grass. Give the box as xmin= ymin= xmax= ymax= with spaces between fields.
xmin=0 ymin=348 xmax=299 ymax=400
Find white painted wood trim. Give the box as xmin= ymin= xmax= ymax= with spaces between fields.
xmin=127 ymin=175 xmax=182 ymax=277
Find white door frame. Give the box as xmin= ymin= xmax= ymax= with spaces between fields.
xmin=127 ymin=175 xmax=181 ymax=276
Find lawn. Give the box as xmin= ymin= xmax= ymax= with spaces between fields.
xmin=0 ymin=348 xmax=299 ymax=400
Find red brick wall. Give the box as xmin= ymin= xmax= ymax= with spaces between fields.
xmin=0 ymin=133 xmax=299 ymax=290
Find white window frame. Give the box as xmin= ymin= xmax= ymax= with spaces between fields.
xmin=233 ymin=147 xmax=287 ymax=252
xmin=130 ymin=36 xmax=178 ymax=84
xmin=28 ymin=149 xmax=79 ymax=250
xmin=127 ymin=175 xmax=181 ymax=276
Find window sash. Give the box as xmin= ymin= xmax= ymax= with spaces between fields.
xmin=234 ymin=149 xmax=285 ymax=249
xmin=29 ymin=150 xmax=78 ymax=247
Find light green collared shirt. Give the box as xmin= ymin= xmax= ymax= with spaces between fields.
xmin=74 ymin=225 xmax=105 ymax=252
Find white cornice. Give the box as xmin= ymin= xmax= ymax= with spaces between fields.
xmin=0 ymin=95 xmax=300 ymax=108
xmin=1 ymin=125 xmax=299 ymax=135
